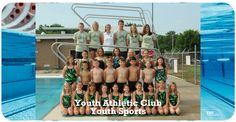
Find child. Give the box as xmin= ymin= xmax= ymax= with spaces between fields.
xmin=116 ymin=57 xmax=129 ymax=93
xmin=72 ymin=82 xmax=85 ymax=115
xmin=97 ymin=84 xmax=110 ymax=112
xmin=80 ymin=61 xmax=91 ymax=91
xmin=60 ymin=82 xmax=73 ymax=116
xmin=126 ymin=49 xmax=139 ymax=67
xmin=155 ymin=80 xmax=168 ymax=115
xmin=109 ymin=83 xmax=120 ymax=113
xmin=142 ymin=61 xmax=155 ymax=92
xmin=133 ymin=82 xmax=145 ymax=113
xmin=95 ymin=47 xmax=107 ymax=70
xmin=128 ymin=57 xmax=140 ymax=92
xmin=76 ymin=50 xmax=91 ymax=71
xmin=112 ymin=47 xmax=121 ymax=69
xmin=146 ymin=83 xmax=157 ymax=115
xmin=85 ymin=82 xmax=97 ymax=115
xmin=155 ymin=56 xmax=168 ymax=88
xmin=121 ymin=84 xmax=132 ymax=111
xmin=139 ymin=49 xmax=154 ymax=70
xmin=62 ymin=56 xmax=79 ymax=91
xmin=104 ymin=58 xmax=116 ymax=92
xmin=88 ymin=21 xmax=103 ymax=59
xmin=91 ymin=59 xmax=104 ymax=92
xmin=168 ymin=82 xmax=181 ymax=115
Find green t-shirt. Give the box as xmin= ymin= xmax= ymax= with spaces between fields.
xmin=73 ymin=31 xmax=89 ymax=52
xmin=127 ymin=34 xmax=142 ymax=51
xmin=114 ymin=30 xmax=128 ymax=52
xmin=88 ymin=30 xmax=103 ymax=49
xmin=141 ymin=33 xmax=157 ymax=49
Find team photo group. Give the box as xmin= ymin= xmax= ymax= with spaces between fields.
xmin=60 ymin=19 xmax=181 ymax=116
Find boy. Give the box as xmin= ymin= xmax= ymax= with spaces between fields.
xmin=91 ymin=59 xmax=104 ymax=91
xmin=128 ymin=57 xmax=140 ymax=92
xmin=80 ymin=61 xmax=91 ymax=91
xmin=104 ymin=58 xmax=116 ymax=92
xmin=116 ymin=57 xmax=128 ymax=93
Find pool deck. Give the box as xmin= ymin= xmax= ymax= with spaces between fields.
xmin=42 ymin=75 xmax=200 ymax=120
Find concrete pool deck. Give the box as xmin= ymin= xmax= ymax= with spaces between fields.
xmin=42 ymin=75 xmax=200 ymax=120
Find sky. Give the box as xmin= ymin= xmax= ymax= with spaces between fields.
xmin=36 ymin=3 xmax=200 ymax=35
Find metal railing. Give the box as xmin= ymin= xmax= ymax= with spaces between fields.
xmin=71 ymin=3 xmax=147 ymax=27
xmin=51 ymin=42 xmax=161 ymax=64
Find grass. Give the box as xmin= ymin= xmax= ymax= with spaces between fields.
xmin=169 ymin=64 xmax=200 ymax=85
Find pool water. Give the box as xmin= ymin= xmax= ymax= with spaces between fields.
xmin=36 ymin=78 xmax=64 ymax=119
xmin=200 ymin=3 xmax=234 ymax=120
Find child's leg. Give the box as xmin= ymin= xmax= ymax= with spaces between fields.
xmin=158 ymin=107 xmax=164 ymax=115
xmin=72 ymin=82 xmax=77 ymax=91
xmin=163 ymin=106 xmax=169 ymax=115
xmin=74 ymin=107 xmax=79 ymax=115
xmin=68 ymin=107 xmax=73 ymax=115
xmin=86 ymin=106 xmax=91 ymax=115
xmin=146 ymin=107 xmax=151 ymax=115
xmin=61 ymin=107 xmax=68 ymax=115
xmin=80 ymin=107 xmax=85 ymax=115
xmin=151 ymin=107 xmax=157 ymax=115
xmin=169 ymin=107 xmax=175 ymax=115
xmin=175 ymin=107 xmax=181 ymax=115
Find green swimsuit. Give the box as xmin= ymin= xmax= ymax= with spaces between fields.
xmin=101 ymin=96 xmax=109 ymax=108
xmin=135 ymin=92 xmax=143 ymax=108
xmin=74 ymin=92 xmax=84 ymax=107
xmin=169 ymin=93 xmax=178 ymax=106
xmin=113 ymin=95 xmax=119 ymax=107
xmin=155 ymin=68 xmax=166 ymax=82
xmin=123 ymin=95 xmax=131 ymax=109
xmin=65 ymin=66 xmax=77 ymax=84
xmin=146 ymin=93 xmax=155 ymax=108
xmin=63 ymin=95 xmax=71 ymax=108
xmin=157 ymin=91 xmax=166 ymax=107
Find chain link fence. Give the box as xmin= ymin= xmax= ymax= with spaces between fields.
xmin=163 ymin=47 xmax=200 ymax=85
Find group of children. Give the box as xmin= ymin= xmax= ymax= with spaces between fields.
xmin=60 ymin=47 xmax=181 ymax=116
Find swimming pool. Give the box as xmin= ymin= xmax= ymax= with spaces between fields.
xmin=200 ymin=3 xmax=234 ymax=120
xmin=36 ymin=78 xmax=64 ymax=119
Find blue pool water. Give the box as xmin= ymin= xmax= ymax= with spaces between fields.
xmin=200 ymin=3 xmax=234 ymax=120
xmin=36 ymin=78 xmax=64 ymax=119
xmin=2 ymin=29 xmax=36 ymax=120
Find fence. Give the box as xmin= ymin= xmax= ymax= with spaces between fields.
xmin=163 ymin=46 xmax=200 ymax=85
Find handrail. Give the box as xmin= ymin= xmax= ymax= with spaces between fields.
xmin=84 ymin=14 xmax=144 ymax=22
xmin=71 ymin=3 xmax=147 ymax=27
xmin=51 ymin=42 xmax=161 ymax=64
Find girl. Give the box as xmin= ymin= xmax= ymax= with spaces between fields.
xmin=60 ymin=82 xmax=73 ymax=116
xmin=109 ymin=84 xmax=120 ymax=113
xmin=155 ymin=80 xmax=168 ymax=115
xmin=127 ymin=24 xmax=142 ymax=56
xmin=112 ymin=47 xmax=121 ymax=69
xmin=141 ymin=24 xmax=157 ymax=58
xmin=155 ymin=56 xmax=168 ymax=88
xmin=72 ymin=82 xmax=85 ymax=115
xmin=168 ymin=82 xmax=181 ymax=115
xmin=133 ymin=82 xmax=145 ymax=113
xmin=139 ymin=49 xmax=154 ymax=70
xmin=97 ymin=84 xmax=110 ymax=112
xmin=121 ymin=84 xmax=132 ymax=111
xmin=95 ymin=47 xmax=107 ymax=70
xmin=85 ymin=82 xmax=97 ymax=115
xmin=88 ymin=21 xmax=104 ymax=59
xmin=104 ymin=58 xmax=116 ymax=92
xmin=62 ymin=55 xmax=79 ymax=91
xmin=142 ymin=61 xmax=155 ymax=92
xmin=146 ymin=83 xmax=157 ymax=115
xmin=103 ymin=24 xmax=114 ymax=57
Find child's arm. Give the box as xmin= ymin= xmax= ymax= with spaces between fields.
xmin=75 ymin=65 xmax=80 ymax=77
xmin=126 ymin=68 xmax=129 ymax=80
xmin=175 ymin=92 xmax=181 ymax=108
xmin=90 ymin=69 xmax=93 ymax=82
xmin=101 ymin=69 xmax=104 ymax=83
xmin=164 ymin=91 xmax=169 ymax=108
xmin=142 ymin=69 xmax=145 ymax=81
xmin=113 ymin=69 xmax=117 ymax=82
xmin=137 ymin=67 xmax=140 ymax=80
xmin=60 ymin=93 xmax=64 ymax=109
xmin=104 ymin=69 xmax=107 ymax=82
xmin=62 ymin=66 xmax=67 ymax=78
xmin=152 ymin=69 xmax=156 ymax=79
xmin=71 ymin=91 xmax=75 ymax=107
xmin=115 ymin=69 xmax=119 ymax=82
